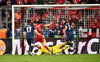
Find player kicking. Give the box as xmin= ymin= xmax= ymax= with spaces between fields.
xmin=64 ymin=21 xmax=76 ymax=54
xmin=33 ymin=18 xmax=52 ymax=55
xmin=23 ymin=19 xmax=40 ymax=56
xmin=36 ymin=42 xmax=70 ymax=55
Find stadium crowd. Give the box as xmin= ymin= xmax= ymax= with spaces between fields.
xmin=0 ymin=0 xmax=100 ymax=6
xmin=0 ymin=0 xmax=100 ymax=39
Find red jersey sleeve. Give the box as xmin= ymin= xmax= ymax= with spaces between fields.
xmin=40 ymin=24 xmax=44 ymax=27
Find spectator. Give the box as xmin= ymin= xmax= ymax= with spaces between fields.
xmin=16 ymin=0 xmax=23 ymax=5
xmin=0 ymin=0 xmax=6 ymax=6
xmin=28 ymin=0 xmax=35 ymax=4
xmin=71 ymin=0 xmax=81 ymax=4
xmin=15 ymin=29 xmax=18 ymax=38
xmin=36 ymin=0 xmax=44 ymax=4
xmin=49 ymin=15 xmax=57 ymax=29
xmin=94 ymin=0 xmax=100 ymax=4
xmin=89 ymin=14 xmax=98 ymax=28
xmin=7 ymin=0 xmax=11 ymax=5
xmin=64 ymin=0 xmax=71 ymax=4
xmin=76 ymin=11 xmax=84 ymax=28
xmin=49 ymin=29 xmax=54 ymax=37
xmin=69 ymin=10 xmax=77 ymax=18
xmin=81 ymin=0 xmax=94 ymax=4
xmin=42 ymin=26 xmax=51 ymax=38
xmin=1 ymin=7 xmax=6 ymax=22
xmin=8 ymin=12 xmax=12 ymax=23
xmin=0 ymin=29 xmax=7 ymax=39
xmin=54 ymin=23 xmax=62 ymax=38
xmin=56 ymin=9 xmax=66 ymax=22
xmin=70 ymin=14 xmax=78 ymax=25
xmin=6 ymin=23 xmax=12 ymax=39
xmin=0 ymin=23 xmax=6 ymax=29
xmin=56 ymin=0 xmax=66 ymax=4
xmin=86 ymin=15 xmax=91 ymax=28
xmin=15 ymin=9 xmax=22 ymax=28
xmin=23 ymin=0 xmax=31 ymax=5
xmin=6 ymin=0 xmax=15 ymax=5
xmin=42 ymin=10 xmax=51 ymax=24
xmin=77 ymin=17 xmax=84 ymax=28
xmin=44 ymin=0 xmax=56 ymax=4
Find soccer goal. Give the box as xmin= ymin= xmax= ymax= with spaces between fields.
xmin=12 ymin=4 xmax=100 ymax=55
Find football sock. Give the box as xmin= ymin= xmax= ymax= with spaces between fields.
xmin=44 ymin=45 xmax=50 ymax=51
xmin=62 ymin=42 xmax=66 ymax=45
xmin=63 ymin=45 xmax=70 ymax=50
xmin=73 ymin=43 xmax=76 ymax=48
xmin=30 ymin=46 xmax=34 ymax=52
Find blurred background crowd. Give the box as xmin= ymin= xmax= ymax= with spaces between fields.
xmin=0 ymin=0 xmax=100 ymax=6
xmin=0 ymin=0 xmax=100 ymax=39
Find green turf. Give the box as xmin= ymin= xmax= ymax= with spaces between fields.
xmin=0 ymin=54 xmax=100 ymax=62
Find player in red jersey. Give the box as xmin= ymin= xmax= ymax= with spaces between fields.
xmin=33 ymin=18 xmax=52 ymax=55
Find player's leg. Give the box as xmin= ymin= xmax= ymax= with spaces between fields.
xmin=27 ymin=38 xmax=34 ymax=56
xmin=70 ymin=34 xmax=76 ymax=54
xmin=34 ymin=37 xmax=38 ymax=43
xmin=38 ymin=34 xmax=52 ymax=55
xmin=37 ymin=45 xmax=42 ymax=56
xmin=39 ymin=35 xmax=50 ymax=51
xmin=70 ymin=33 xmax=75 ymax=48
xmin=30 ymin=39 xmax=34 ymax=52
xmin=26 ymin=39 xmax=31 ymax=54
xmin=41 ymin=41 xmax=50 ymax=51
xmin=41 ymin=40 xmax=53 ymax=55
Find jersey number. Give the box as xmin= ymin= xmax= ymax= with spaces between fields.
xmin=26 ymin=27 xmax=32 ymax=33
xmin=68 ymin=24 xmax=71 ymax=30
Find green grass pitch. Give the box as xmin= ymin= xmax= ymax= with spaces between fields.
xmin=0 ymin=54 xmax=100 ymax=62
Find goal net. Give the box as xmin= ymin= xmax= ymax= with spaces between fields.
xmin=12 ymin=4 xmax=100 ymax=54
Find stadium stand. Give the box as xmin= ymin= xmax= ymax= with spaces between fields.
xmin=0 ymin=0 xmax=100 ymax=6
xmin=0 ymin=0 xmax=100 ymax=39
xmin=0 ymin=29 xmax=7 ymax=38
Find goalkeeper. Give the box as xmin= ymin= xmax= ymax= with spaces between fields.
xmin=36 ymin=42 xmax=70 ymax=55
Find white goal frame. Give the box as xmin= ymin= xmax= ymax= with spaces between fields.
xmin=12 ymin=4 xmax=100 ymax=54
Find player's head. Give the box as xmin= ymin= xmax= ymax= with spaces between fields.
xmin=70 ymin=21 xmax=75 ymax=28
xmin=45 ymin=26 xmax=48 ymax=30
xmin=62 ymin=19 xmax=66 ymax=23
xmin=36 ymin=18 xmax=42 ymax=24
xmin=71 ymin=14 xmax=76 ymax=19
xmin=27 ymin=19 xmax=31 ymax=24
xmin=56 ymin=23 xmax=59 ymax=28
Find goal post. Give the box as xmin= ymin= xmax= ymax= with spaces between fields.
xmin=12 ymin=4 xmax=100 ymax=54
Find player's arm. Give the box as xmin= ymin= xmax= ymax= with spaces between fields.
xmin=23 ymin=27 xmax=26 ymax=39
xmin=33 ymin=23 xmax=36 ymax=26
xmin=23 ymin=31 xmax=26 ymax=39
xmin=34 ymin=29 xmax=40 ymax=35
xmin=63 ymin=25 xmax=67 ymax=34
xmin=44 ymin=22 xmax=52 ymax=27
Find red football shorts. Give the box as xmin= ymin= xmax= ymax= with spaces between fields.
xmin=34 ymin=34 xmax=44 ymax=43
